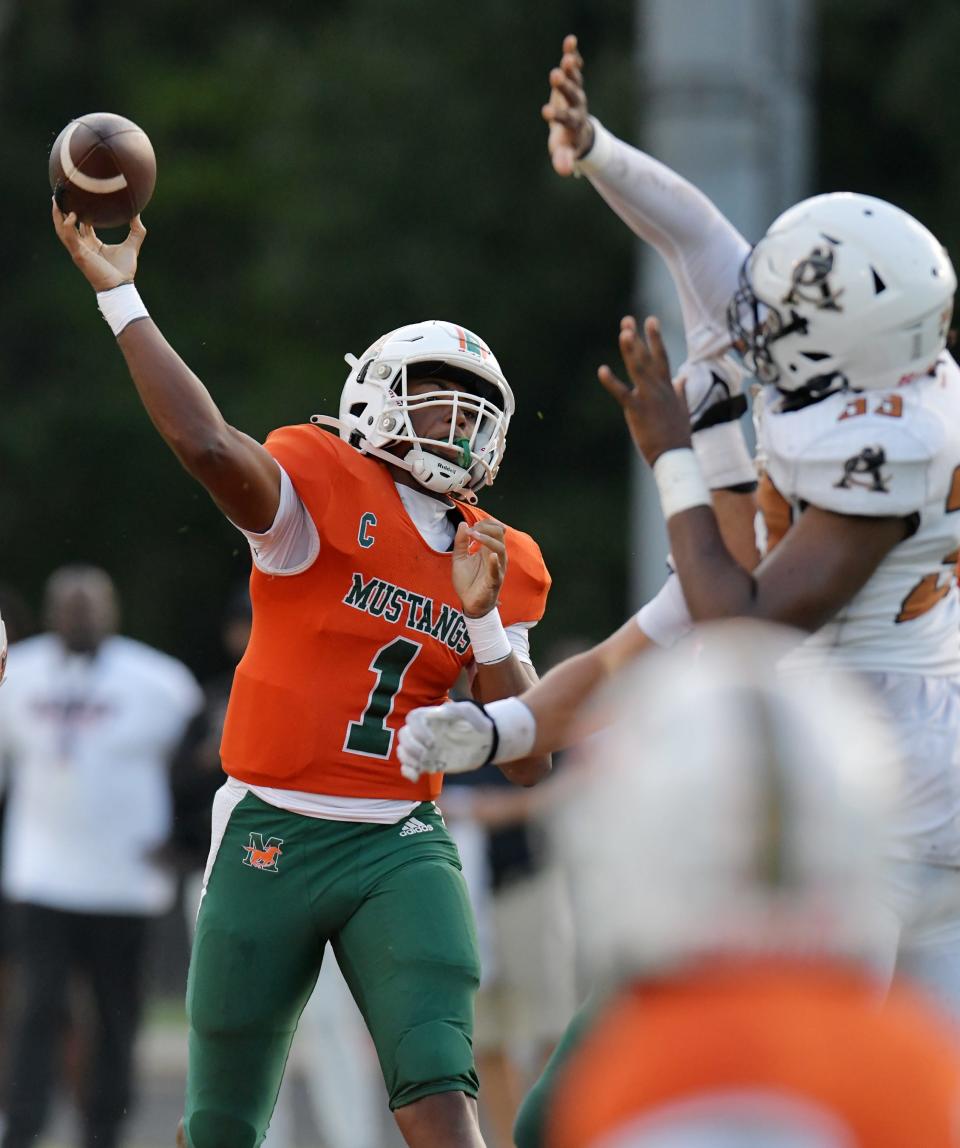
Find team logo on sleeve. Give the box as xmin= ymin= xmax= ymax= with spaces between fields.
xmin=834 ymin=445 xmax=890 ymax=493
xmin=242 ymin=833 xmax=284 ymax=872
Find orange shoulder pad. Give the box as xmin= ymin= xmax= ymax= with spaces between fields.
xmin=263 ymin=423 xmax=342 ymax=486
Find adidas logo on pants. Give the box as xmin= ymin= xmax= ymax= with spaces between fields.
xmin=398 ymin=817 xmax=434 ymax=837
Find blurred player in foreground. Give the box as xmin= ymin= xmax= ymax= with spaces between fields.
xmin=50 ymin=199 xmax=551 ymax=1148
xmin=542 ymin=622 xmax=960 ymax=1148
xmin=401 ymin=34 xmax=960 ymax=1024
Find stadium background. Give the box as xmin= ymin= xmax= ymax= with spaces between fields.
xmin=1 ymin=0 xmax=959 ymax=1142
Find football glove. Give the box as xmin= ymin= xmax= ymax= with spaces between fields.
xmin=398 ymin=700 xmax=495 ymax=783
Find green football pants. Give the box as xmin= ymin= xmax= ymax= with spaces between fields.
xmin=183 ymin=792 xmax=481 ymax=1148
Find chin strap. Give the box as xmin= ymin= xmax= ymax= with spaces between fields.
xmin=408 ymin=447 xmax=475 ymax=500
xmin=776 ymin=372 xmax=848 ymax=413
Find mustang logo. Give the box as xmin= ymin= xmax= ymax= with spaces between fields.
xmin=242 ymin=834 xmax=284 ymax=872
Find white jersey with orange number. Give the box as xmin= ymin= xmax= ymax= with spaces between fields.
xmin=756 ymin=353 xmax=960 ymax=678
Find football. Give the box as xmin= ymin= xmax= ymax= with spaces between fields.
xmin=49 ymin=112 xmax=156 ymax=229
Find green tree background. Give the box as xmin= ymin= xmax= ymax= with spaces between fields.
xmin=1 ymin=0 xmax=957 ymax=676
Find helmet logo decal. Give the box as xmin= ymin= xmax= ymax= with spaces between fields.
xmin=782 ymin=244 xmax=844 ymax=312
xmin=453 ymin=325 xmax=490 ymax=360
xmin=834 ymin=445 xmax=890 ymax=493
xmin=358 ymin=512 xmax=377 ymax=549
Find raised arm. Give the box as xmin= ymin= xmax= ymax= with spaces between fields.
xmin=51 ymin=204 xmax=280 ymax=533
xmin=544 ymin=34 xmax=750 ymax=360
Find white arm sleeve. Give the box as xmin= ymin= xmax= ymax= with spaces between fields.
xmin=578 ymin=118 xmax=752 ymax=361
xmin=236 ymin=464 xmax=320 ymax=575
xmin=505 ymin=621 xmax=535 ymax=666
xmin=635 ymin=572 xmax=694 ymax=648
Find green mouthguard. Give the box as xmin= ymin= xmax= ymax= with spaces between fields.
xmin=456 ymin=438 xmax=472 ymax=468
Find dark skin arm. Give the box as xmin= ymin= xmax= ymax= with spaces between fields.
xmin=51 ymin=205 xmax=281 ymax=532
xmin=599 ymin=315 xmax=910 ymax=628
xmin=452 ymin=520 xmax=552 ymax=786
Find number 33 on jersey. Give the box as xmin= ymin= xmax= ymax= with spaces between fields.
xmin=755 ymin=353 xmax=960 ymax=674
xmin=219 ymin=424 xmax=550 ymax=800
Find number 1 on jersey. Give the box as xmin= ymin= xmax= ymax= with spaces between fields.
xmin=345 ymin=637 xmax=422 ymax=758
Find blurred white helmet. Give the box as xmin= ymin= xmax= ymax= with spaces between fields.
xmin=313 ymin=320 xmax=514 ymax=502
xmin=728 ymin=193 xmax=955 ymax=400
xmin=551 ymin=620 xmax=901 ymax=979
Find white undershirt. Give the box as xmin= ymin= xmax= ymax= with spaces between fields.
xmin=232 ymin=465 xmax=536 ymax=823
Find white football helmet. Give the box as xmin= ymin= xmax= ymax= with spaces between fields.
xmin=728 ymin=192 xmax=956 ymax=398
xmin=313 ymin=320 xmax=514 ymax=501
xmin=550 ymin=620 xmax=901 ymax=980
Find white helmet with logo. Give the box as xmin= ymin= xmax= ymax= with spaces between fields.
xmin=314 ymin=320 xmax=514 ymax=502
xmin=728 ymin=192 xmax=956 ymax=400
xmin=550 ymin=620 xmax=901 ymax=979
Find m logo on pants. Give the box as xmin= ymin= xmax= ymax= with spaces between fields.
xmin=242 ymin=833 xmax=284 ymax=872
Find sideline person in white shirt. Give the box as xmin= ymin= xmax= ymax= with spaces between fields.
xmin=0 ymin=565 xmax=201 ymax=1148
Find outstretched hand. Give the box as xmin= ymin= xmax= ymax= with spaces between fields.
xmin=51 ymin=200 xmax=146 ymax=292
xmin=452 ymin=520 xmax=507 ymax=619
xmin=542 ymin=34 xmax=594 ymax=176
xmin=599 ymin=316 xmax=692 ymax=466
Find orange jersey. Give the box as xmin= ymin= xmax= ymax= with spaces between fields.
xmin=548 ymin=964 xmax=960 ymax=1148
xmin=220 ymin=424 xmax=550 ymax=800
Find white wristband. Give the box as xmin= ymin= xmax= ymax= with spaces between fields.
xmin=635 ymin=573 xmax=694 ymax=649
xmin=97 ymin=283 xmax=149 ymax=337
xmin=465 ymin=607 xmax=513 ymax=665
xmin=652 ymin=449 xmax=711 ymax=520
xmin=485 ymin=697 xmax=537 ymax=764
xmin=692 ymin=421 xmax=757 ymax=490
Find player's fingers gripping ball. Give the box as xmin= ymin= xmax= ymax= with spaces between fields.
xmin=49 ymin=112 xmax=156 ymax=229
xmin=398 ymin=702 xmax=495 ymax=782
